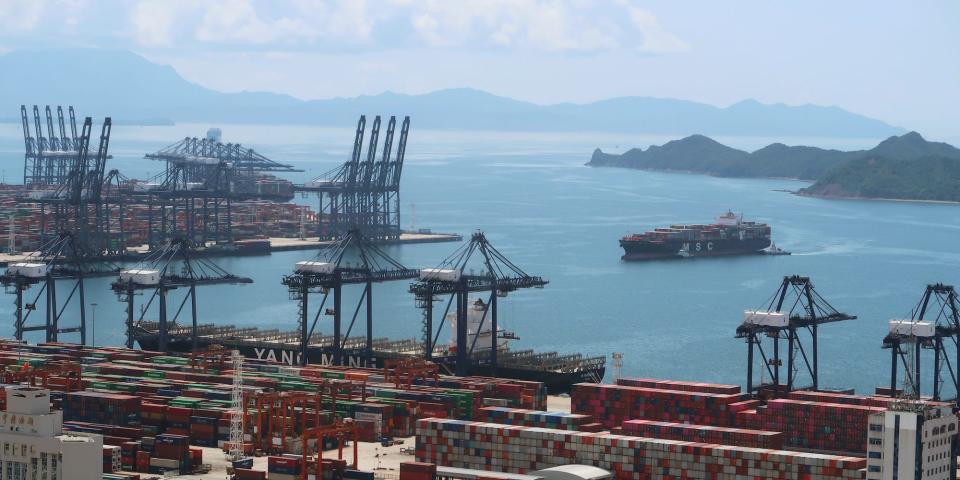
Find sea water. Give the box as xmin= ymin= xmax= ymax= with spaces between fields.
xmin=0 ymin=122 xmax=957 ymax=396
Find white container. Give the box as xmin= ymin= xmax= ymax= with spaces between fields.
xmin=7 ymin=263 xmax=48 ymax=278
xmin=294 ymin=261 xmax=335 ymax=274
xmin=132 ymin=182 xmax=162 ymax=192
xmin=305 ymin=179 xmax=335 ymax=188
xmin=25 ymin=190 xmax=53 ymax=200
xmin=889 ymin=319 xmax=935 ymax=338
xmin=743 ymin=310 xmax=788 ymax=328
xmin=420 ymin=268 xmax=461 ymax=282
xmin=118 ymin=269 xmax=161 ymax=286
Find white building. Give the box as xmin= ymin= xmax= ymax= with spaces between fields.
xmin=0 ymin=387 xmax=102 ymax=480
xmin=866 ymin=403 xmax=958 ymax=480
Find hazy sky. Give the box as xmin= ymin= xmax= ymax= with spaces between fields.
xmin=0 ymin=0 xmax=957 ymax=139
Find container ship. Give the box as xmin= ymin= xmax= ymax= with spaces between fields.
xmin=132 ymin=299 xmax=605 ymax=393
xmin=620 ymin=211 xmax=771 ymax=260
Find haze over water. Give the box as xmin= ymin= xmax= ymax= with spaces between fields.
xmin=1 ymin=123 xmax=958 ymax=396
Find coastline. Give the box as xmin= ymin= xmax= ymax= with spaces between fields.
xmin=585 ymin=162 xmax=811 ymax=182
xmin=792 ymin=191 xmax=960 ymax=205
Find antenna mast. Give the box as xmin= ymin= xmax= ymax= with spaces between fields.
xmin=611 ymin=352 xmax=624 ymax=383
xmin=228 ymin=350 xmax=244 ymax=461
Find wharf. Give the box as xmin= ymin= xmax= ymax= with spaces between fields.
xmin=267 ymin=232 xmax=462 ymax=252
xmin=0 ymin=231 xmax=462 ymax=266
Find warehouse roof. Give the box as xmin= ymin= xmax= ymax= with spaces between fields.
xmin=533 ymin=465 xmax=613 ymax=480
xmin=436 ymin=466 xmax=543 ymax=480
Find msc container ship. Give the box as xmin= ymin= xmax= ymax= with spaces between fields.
xmin=620 ymin=211 xmax=771 ymax=260
xmin=132 ymin=299 xmax=605 ymax=393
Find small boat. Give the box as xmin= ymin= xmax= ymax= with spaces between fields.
xmin=763 ymin=242 xmax=791 ymax=255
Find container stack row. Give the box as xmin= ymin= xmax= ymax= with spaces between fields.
xmin=477 ymin=406 xmax=594 ymax=431
xmin=571 ymin=383 xmax=744 ymax=428
xmin=760 ymin=399 xmax=884 ymax=454
xmin=616 ymin=378 xmax=741 ymax=395
xmin=619 ymin=419 xmax=783 ymax=450
xmin=415 ymin=418 xmax=867 ymax=480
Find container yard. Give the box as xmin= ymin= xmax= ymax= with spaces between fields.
xmin=0 ymin=186 xmax=460 ymax=262
xmin=0 ymin=340 xmax=551 ymax=479
xmin=0 ymin=335 xmax=957 ymax=479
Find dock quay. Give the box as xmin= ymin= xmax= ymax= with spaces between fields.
xmin=0 ymin=232 xmax=462 ymax=266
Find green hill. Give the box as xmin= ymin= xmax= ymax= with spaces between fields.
xmin=589 ymin=132 xmax=960 ymax=202
xmin=799 ymin=155 xmax=960 ymax=201
xmin=588 ymin=135 xmax=850 ymax=180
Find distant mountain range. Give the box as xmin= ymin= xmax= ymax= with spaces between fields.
xmin=589 ymin=132 xmax=960 ymax=202
xmin=0 ymin=49 xmax=904 ymax=137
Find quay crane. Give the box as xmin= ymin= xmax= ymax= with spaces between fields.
xmin=281 ymin=229 xmax=418 ymax=366
xmin=883 ymin=283 xmax=960 ymax=403
xmin=409 ymin=231 xmax=547 ymax=376
xmin=144 ymin=133 xmax=302 ymax=249
xmin=295 ymin=115 xmax=409 ymax=241
xmin=736 ymin=275 xmax=856 ymax=396
xmin=110 ymin=238 xmax=252 ymax=351
xmin=32 ymin=115 xmax=127 ymax=256
xmin=20 ymin=104 xmax=85 ymax=186
xmin=1 ymin=232 xmax=118 ymax=344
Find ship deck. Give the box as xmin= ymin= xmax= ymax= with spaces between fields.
xmin=137 ymin=322 xmax=606 ymax=376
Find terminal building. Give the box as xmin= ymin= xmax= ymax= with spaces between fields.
xmin=866 ymin=403 xmax=959 ymax=480
xmin=0 ymin=387 xmax=102 ymax=480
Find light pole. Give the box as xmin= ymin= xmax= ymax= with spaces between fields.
xmin=90 ymin=302 xmax=97 ymax=347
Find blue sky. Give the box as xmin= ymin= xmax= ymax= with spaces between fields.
xmin=0 ymin=0 xmax=957 ymax=140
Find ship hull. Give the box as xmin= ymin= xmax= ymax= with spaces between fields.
xmin=620 ymin=237 xmax=771 ymax=261
xmin=135 ymin=333 xmax=602 ymax=393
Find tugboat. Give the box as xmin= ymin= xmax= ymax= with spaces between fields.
xmin=762 ymin=241 xmax=791 ymax=256
xmin=620 ymin=211 xmax=772 ymax=261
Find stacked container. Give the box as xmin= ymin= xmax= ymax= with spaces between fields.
xmin=616 ymin=378 xmax=741 ymax=394
xmin=268 ymin=455 xmax=302 ymax=480
xmin=478 ymin=406 xmax=592 ymax=431
xmin=150 ymin=434 xmax=191 ymax=474
xmin=761 ymin=399 xmax=884 ymax=454
xmin=63 ymin=391 xmax=141 ymax=426
xmin=103 ymin=445 xmax=122 ymax=473
xmin=400 ymin=462 xmax=438 ymax=480
xmin=621 ymin=419 xmax=783 ymax=449
xmin=572 ymin=383 xmax=743 ymax=428
xmin=416 ymin=418 xmax=866 ymax=480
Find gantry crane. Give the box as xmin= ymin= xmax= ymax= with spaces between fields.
xmin=20 ymin=104 xmax=84 ymax=186
xmin=296 ymin=116 xmax=409 ymax=241
xmin=883 ymin=283 xmax=960 ymax=402
xmin=0 ymin=232 xmax=118 ymax=344
xmin=110 ymin=238 xmax=253 ymax=351
xmin=31 ymin=115 xmax=126 ymax=256
xmin=145 ymin=159 xmax=237 ymax=249
xmin=1 ymin=360 xmax=82 ymax=391
xmin=383 ymin=358 xmax=439 ymax=389
xmin=145 ymin=133 xmax=303 ymax=248
xmin=282 ymin=229 xmax=418 ymax=367
xmin=736 ymin=275 xmax=856 ymax=396
xmin=409 ymin=231 xmax=547 ymax=376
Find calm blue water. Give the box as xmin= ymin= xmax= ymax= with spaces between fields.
xmin=0 ymin=122 xmax=958 ymax=396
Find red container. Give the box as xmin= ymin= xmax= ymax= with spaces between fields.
xmin=572 ymin=383 xmax=743 ymax=428
xmin=762 ymin=399 xmax=885 ymax=454
xmin=622 ymin=419 xmax=783 ymax=449
xmin=401 ymin=461 xmax=437 ymax=480
xmin=616 ymin=378 xmax=741 ymax=395
xmin=234 ymin=469 xmax=267 ymax=480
